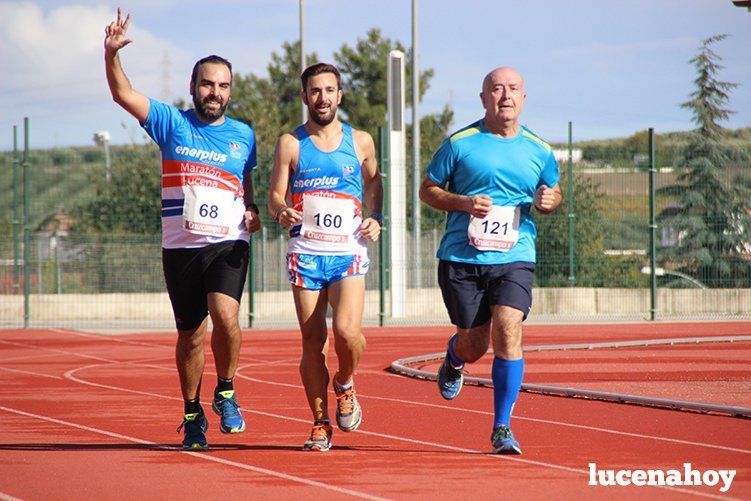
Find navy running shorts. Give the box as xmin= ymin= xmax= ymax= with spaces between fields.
xmin=437 ymin=260 xmax=535 ymax=329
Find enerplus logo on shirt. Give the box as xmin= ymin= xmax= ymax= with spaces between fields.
xmin=293 ymin=176 xmax=340 ymax=189
xmin=174 ymin=145 xmax=228 ymax=164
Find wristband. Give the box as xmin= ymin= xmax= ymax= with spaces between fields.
xmin=369 ymin=212 xmax=383 ymax=226
xmin=245 ymin=203 xmax=259 ymax=215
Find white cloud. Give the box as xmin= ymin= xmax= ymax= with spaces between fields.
xmin=0 ymin=2 xmax=190 ymax=110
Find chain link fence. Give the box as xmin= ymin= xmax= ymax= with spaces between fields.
xmin=1 ymin=124 xmax=749 ymax=328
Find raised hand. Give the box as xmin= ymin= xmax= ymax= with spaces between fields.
xmin=104 ymin=8 xmax=133 ymax=55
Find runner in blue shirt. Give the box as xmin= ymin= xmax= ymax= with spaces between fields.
xmin=104 ymin=9 xmax=261 ymax=450
xmin=420 ymin=66 xmax=562 ymax=454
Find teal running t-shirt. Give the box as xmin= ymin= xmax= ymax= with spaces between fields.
xmin=426 ymin=120 xmax=559 ymax=265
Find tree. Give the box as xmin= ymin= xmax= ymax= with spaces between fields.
xmin=227 ymin=30 xmax=454 ymax=230
xmin=334 ymin=28 xmax=434 ymax=138
xmin=72 ymin=144 xmax=163 ymax=292
xmin=535 ymin=174 xmax=641 ymax=287
xmin=414 ymin=105 xmax=455 ymax=230
xmin=74 ymin=144 xmax=162 ymax=233
xmin=334 ymin=29 xmax=454 ymax=231
xmin=661 ymin=34 xmax=751 ymax=287
xmin=230 ymin=41 xmax=319 ymax=158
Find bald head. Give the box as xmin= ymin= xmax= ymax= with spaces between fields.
xmin=480 ymin=66 xmax=526 ymax=133
xmin=482 ymin=67 xmax=524 ymax=93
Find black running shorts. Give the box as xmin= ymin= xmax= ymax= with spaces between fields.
xmin=162 ymin=240 xmax=249 ymax=331
xmin=437 ymin=260 xmax=535 ymax=329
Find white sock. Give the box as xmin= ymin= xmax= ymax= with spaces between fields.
xmin=335 ymin=376 xmax=353 ymax=391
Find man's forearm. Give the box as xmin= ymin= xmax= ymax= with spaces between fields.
xmin=268 ymin=192 xmax=288 ymax=220
xmin=364 ymin=177 xmax=383 ymax=216
xmin=105 ymin=52 xmax=133 ymax=104
xmin=420 ymin=185 xmax=469 ymax=213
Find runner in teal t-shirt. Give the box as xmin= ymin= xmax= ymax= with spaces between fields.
xmin=420 ymin=66 xmax=562 ymax=455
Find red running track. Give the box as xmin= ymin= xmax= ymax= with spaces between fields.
xmin=0 ymin=322 xmax=749 ymax=500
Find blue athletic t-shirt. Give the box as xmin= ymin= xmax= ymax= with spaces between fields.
xmin=426 ymin=120 xmax=559 ymax=265
xmin=141 ymin=98 xmax=257 ymax=249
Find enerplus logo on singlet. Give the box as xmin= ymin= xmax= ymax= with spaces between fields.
xmin=292 ymin=176 xmax=340 ymax=189
xmin=174 ymin=145 xmax=227 ymax=164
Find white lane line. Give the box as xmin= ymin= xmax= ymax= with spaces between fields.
xmin=0 ymin=353 xmax=59 ymax=364
xmin=0 ymin=340 xmax=114 ymax=363
xmin=62 ymin=366 xmax=728 ymax=499
xmin=236 ymin=375 xmax=751 ymax=455
xmin=8 ymin=337 xmax=749 ymax=457
xmin=48 ymin=329 xmax=299 ymax=368
xmin=7 ymin=335 xmax=747 ymax=456
xmin=50 ymin=329 xmax=167 ymax=349
xmin=0 ymin=404 xmax=386 ymax=501
xmin=0 ymin=366 xmax=62 ymax=380
xmin=0 ymin=491 xmax=22 ymax=501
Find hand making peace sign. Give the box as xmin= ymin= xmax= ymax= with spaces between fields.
xmin=104 ymin=7 xmax=133 ymax=55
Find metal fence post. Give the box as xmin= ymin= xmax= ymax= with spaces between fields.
xmin=23 ymin=117 xmax=30 ymax=328
xmin=378 ymin=126 xmax=389 ymax=326
xmin=648 ymin=128 xmax=657 ymax=321
xmin=260 ymin=226 xmax=267 ymax=292
xmin=247 ymin=231 xmax=255 ymax=329
xmin=12 ymin=125 xmax=21 ymax=295
xmin=55 ymin=234 xmax=62 ymax=294
xmin=567 ymin=121 xmax=575 ymax=287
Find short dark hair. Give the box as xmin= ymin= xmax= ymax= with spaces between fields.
xmin=301 ymin=63 xmax=341 ymax=92
xmin=191 ymin=55 xmax=233 ymax=85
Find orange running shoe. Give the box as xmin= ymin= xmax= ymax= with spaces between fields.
xmin=334 ymin=376 xmax=362 ymax=432
xmin=302 ymin=420 xmax=333 ymax=451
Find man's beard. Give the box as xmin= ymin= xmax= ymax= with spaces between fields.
xmin=308 ymin=104 xmax=337 ymax=126
xmin=194 ymin=95 xmax=228 ymax=121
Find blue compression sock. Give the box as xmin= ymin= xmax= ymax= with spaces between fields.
xmin=492 ymin=357 xmax=525 ymax=428
xmin=447 ymin=334 xmax=464 ymax=368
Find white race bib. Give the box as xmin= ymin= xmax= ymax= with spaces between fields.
xmin=468 ymin=205 xmax=521 ymax=251
xmin=301 ymin=194 xmax=355 ymax=244
xmin=182 ymin=184 xmax=239 ymax=236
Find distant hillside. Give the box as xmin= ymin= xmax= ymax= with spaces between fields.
xmin=551 ymin=126 xmax=751 ymax=168
xmin=0 ymin=144 xmax=156 ymax=237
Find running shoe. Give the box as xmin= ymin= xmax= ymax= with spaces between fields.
xmin=212 ymin=389 xmax=246 ymax=434
xmin=333 ymin=376 xmax=363 ymax=432
xmin=302 ymin=420 xmax=333 ymax=451
xmin=490 ymin=425 xmax=522 ymax=455
xmin=177 ymin=408 xmax=209 ymax=450
xmin=437 ymin=334 xmax=464 ymax=400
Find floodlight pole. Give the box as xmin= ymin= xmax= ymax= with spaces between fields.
xmin=300 ymin=0 xmax=307 ymax=123
xmin=411 ymin=0 xmax=421 ymax=289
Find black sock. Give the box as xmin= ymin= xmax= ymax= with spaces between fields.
xmin=216 ymin=376 xmax=234 ymax=393
xmin=184 ymin=398 xmax=201 ymax=415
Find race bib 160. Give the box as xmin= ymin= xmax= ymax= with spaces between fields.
xmin=301 ymin=194 xmax=355 ymax=244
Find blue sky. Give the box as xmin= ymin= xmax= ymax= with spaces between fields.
xmin=1 ymin=0 xmax=750 ymax=151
